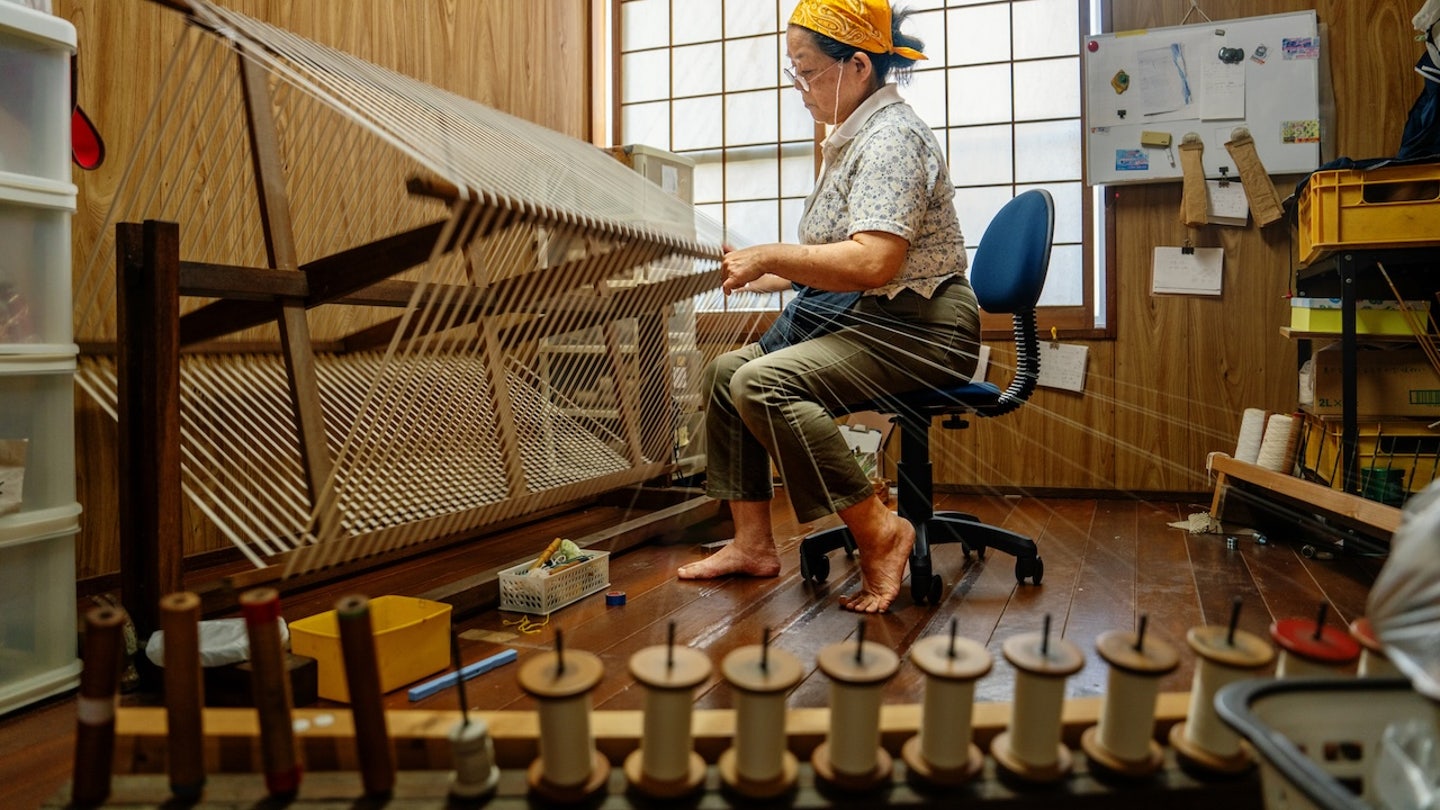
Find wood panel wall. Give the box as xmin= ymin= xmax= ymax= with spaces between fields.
xmin=56 ymin=0 xmax=593 ymax=578
xmin=935 ymin=0 xmax=1428 ymax=496
xmin=57 ymin=0 xmax=1427 ymax=580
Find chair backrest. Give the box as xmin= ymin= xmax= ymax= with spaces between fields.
xmin=970 ymin=189 xmax=1054 ymax=315
xmin=969 ymin=189 xmax=1054 ymax=417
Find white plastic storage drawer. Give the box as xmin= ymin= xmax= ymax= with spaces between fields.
xmin=0 ymin=354 xmax=75 ymax=513
xmin=0 ymin=505 xmax=80 ymax=714
xmin=0 ymin=2 xmax=75 ymax=185
xmin=0 ymin=187 xmax=73 ymax=348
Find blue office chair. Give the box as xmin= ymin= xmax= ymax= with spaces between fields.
xmin=799 ymin=188 xmax=1054 ymax=604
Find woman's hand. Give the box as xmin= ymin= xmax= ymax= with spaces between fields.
xmin=720 ymin=244 xmax=772 ymax=295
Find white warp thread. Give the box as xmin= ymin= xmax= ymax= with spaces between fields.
xmin=1233 ymin=408 xmax=1266 ymax=464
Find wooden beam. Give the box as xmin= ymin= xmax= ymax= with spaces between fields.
xmin=116 ymin=221 xmax=183 ymax=639
xmin=1208 ymin=452 xmax=1400 ymax=538
xmin=239 ymin=48 xmax=336 ymax=537
xmin=111 ymin=692 xmax=1196 ymax=772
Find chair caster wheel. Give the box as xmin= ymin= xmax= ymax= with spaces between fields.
xmin=1015 ymin=556 xmax=1044 ymax=585
xmin=927 ymin=574 xmax=943 ymax=604
xmin=802 ymin=552 xmax=830 ymax=585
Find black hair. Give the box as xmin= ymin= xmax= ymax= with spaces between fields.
xmin=799 ymin=6 xmax=923 ymax=87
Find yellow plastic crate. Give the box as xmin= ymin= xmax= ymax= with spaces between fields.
xmin=289 ymin=595 xmax=451 ymax=703
xmin=1297 ymin=163 xmax=1440 ymax=264
xmin=1297 ymin=414 xmax=1440 ymax=504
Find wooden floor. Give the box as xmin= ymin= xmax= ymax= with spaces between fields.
xmin=0 ymin=489 xmax=1384 ymax=808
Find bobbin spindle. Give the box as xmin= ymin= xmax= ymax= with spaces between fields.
xmin=1080 ymin=622 xmax=1179 ymax=778
xmin=72 ymin=605 xmax=127 ymax=808
xmin=901 ymin=627 xmax=993 ymax=787
xmin=159 ymin=592 xmax=206 ymax=802
xmin=335 ymin=595 xmax=396 ymax=797
xmin=719 ymin=636 xmax=804 ymax=799
xmin=1271 ymin=604 xmax=1360 ymax=679
xmin=1169 ymin=621 xmax=1274 ymax=774
xmin=1350 ymin=617 xmax=1399 ymax=678
xmin=517 ymin=637 xmax=609 ymax=802
xmin=989 ymin=625 xmax=1085 ymax=784
xmin=810 ymin=629 xmax=900 ymax=791
xmin=624 ymin=631 xmax=712 ymax=798
xmin=240 ymin=587 xmax=303 ymax=798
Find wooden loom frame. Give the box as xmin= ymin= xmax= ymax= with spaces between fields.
xmin=112 ymin=7 xmax=721 ymax=636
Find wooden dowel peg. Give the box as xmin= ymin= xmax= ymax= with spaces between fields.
xmin=336 ymin=595 xmax=395 ymax=797
xmin=159 ymin=592 xmax=206 ymax=801
xmin=239 ymin=588 xmax=302 ymax=798
xmin=72 ymin=605 xmax=127 ymax=808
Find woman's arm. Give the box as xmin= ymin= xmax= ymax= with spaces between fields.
xmin=720 ymin=231 xmax=908 ymax=295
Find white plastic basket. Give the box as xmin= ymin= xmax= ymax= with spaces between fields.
xmin=1217 ymin=677 xmax=1434 ymax=810
xmin=498 ymin=550 xmax=609 ymax=615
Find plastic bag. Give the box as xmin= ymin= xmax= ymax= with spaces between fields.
xmin=1367 ymin=481 xmax=1440 ymax=700
xmin=1374 ymin=717 xmax=1440 ymax=810
xmin=144 ymin=617 xmax=289 ymax=668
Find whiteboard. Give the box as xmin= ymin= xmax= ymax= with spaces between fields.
xmin=1083 ymin=11 xmax=1321 ymax=186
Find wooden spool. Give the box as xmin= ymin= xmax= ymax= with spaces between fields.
xmin=623 ymin=644 xmax=711 ymax=798
xmin=159 ymin=592 xmax=206 ymax=802
xmin=989 ymin=631 xmax=1084 ymax=784
xmin=718 ymin=644 xmax=804 ymax=799
xmin=1271 ymin=617 xmax=1360 ymax=679
xmin=1350 ymin=617 xmax=1399 ymax=678
xmin=1169 ymin=625 xmax=1273 ymax=775
xmin=1080 ymin=628 xmax=1179 ymax=778
xmin=902 ymin=633 xmax=992 ymax=787
xmin=810 ymin=639 xmax=899 ymax=792
xmin=517 ymin=648 xmax=609 ymax=802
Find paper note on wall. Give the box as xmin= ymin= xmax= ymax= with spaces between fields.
xmin=1206 ymin=181 xmax=1248 ymax=226
xmin=1152 ymin=246 xmax=1224 ymax=295
xmin=1037 ymin=342 xmax=1089 ymax=393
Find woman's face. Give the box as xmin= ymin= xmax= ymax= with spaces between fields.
xmin=785 ymin=26 xmax=850 ymax=125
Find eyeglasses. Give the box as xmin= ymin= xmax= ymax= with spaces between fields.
xmin=783 ymin=59 xmax=842 ymax=93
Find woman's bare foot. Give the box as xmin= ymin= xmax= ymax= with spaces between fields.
xmin=677 ymin=542 xmax=782 ymax=579
xmin=838 ymin=513 xmax=915 ymax=613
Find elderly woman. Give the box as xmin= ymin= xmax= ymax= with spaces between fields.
xmin=679 ymin=0 xmax=982 ymax=613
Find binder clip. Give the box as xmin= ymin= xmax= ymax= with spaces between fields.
xmin=1050 ymin=326 xmax=1060 ymax=348
xmin=1217 ymin=166 xmax=1230 ymax=187
xmin=1181 ymin=239 xmax=1196 ymax=256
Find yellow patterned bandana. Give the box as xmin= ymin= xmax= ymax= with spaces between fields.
xmin=789 ymin=0 xmax=927 ymax=61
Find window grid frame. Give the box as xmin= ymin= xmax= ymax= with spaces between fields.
xmin=613 ymin=0 xmax=1100 ymax=338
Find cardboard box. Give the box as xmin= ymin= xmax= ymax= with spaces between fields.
xmin=1300 ymin=347 xmax=1440 ymax=417
xmin=1289 ymin=298 xmax=1431 ymax=336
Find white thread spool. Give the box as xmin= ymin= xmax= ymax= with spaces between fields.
xmin=517 ymin=648 xmax=610 ymax=802
xmin=1272 ymin=615 xmax=1359 ymax=679
xmin=623 ymin=644 xmax=711 ymax=798
xmin=901 ymin=632 xmax=992 ymax=787
xmin=1350 ymin=617 xmax=1400 ymax=678
xmin=810 ymin=638 xmax=899 ymax=791
xmin=1079 ymin=627 xmax=1179 ymax=777
xmin=448 ymin=718 xmax=500 ymax=799
xmin=989 ymin=632 xmax=1085 ymax=784
xmin=718 ymin=644 xmax=804 ymax=799
xmin=1168 ymin=625 xmax=1274 ymax=774
xmin=1234 ymin=408 xmax=1267 ymax=464
xmin=1256 ymin=414 xmax=1296 ymax=472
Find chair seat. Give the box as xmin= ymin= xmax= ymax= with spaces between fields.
xmin=847 ymin=380 xmax=1003 ymax=418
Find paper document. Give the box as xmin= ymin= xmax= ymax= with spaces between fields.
xmin=1152 ymin=246 xmax=1224 ymax=296
xmin=1037 ymin=342 xmax=1089 ymax=393
xmin=1205 ymin=181 xmax=1248 ymax=226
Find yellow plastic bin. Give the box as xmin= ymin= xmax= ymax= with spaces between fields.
xmin=289 ymin=595 xmax=452 ymax=703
